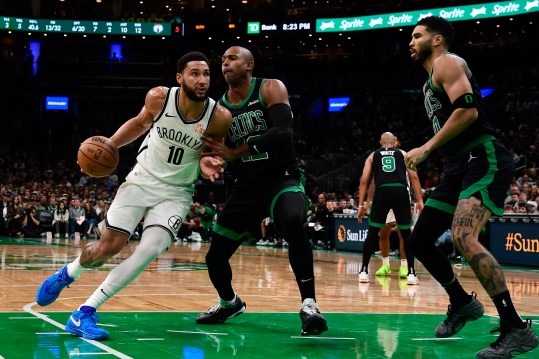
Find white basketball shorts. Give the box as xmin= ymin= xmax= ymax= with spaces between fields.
xmin=105 ymin=163 xmax=193 ymax=241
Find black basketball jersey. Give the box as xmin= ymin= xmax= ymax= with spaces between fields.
xmin=423 ymin=53 xmax=494 ymax=157
xmin=372 ymin=147 xmax=408 ymax=188
xmin=219 ymin=77 xmax=299 ymax=181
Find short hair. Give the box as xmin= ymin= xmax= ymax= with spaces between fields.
xmin=416 ymin=16 xmax=455 ymax=48
xmin=176 ymin=51 xmax=209 ymax=73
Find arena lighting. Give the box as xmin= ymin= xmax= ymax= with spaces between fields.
xmin=195 ymin=24 xmax=205 ymax=30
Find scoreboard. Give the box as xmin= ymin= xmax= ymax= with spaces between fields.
xmin=2 ymin=16 xmax=171 ymax=36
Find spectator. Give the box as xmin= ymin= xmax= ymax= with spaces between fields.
xmin=504 ymin=203 xmax=515 ymax=214
xmin=68 ymin=198 xmax=88 ymax=237
xmin=0 ymin=191 xmax=9 ymax=235
xmin=97 ymin=200 xmax=110 ymax=223
xmin=53 ymin=201 xmax=69 ymax=238
xmin=516 ymin=203 xmax=527 ymax=214
xmin=526 ymin=201 xmax=539 ymax=215
xmin=37 ymin=196 xmax=55 ymax=233
xmin=83 ymin=202 xmax=99 ymax=239
xmin=311 ymin=194 xmax=334 ymax=249
xmin=177 ymin=204 xmax=197 ymax=241
xmin=5 ymin=195 xmax=24 ymax=236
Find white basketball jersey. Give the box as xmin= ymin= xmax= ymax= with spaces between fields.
xmin=136 ymin=87 xmax=217 ymax=186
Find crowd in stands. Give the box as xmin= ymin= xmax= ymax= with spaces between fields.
xmin=1 ymin=7 xmax=538 ymax=244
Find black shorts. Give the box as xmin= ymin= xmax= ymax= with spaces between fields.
xmin=213 ymin=167 xmax=308 ymax=241
xmin=426 ymin=139 xmax=514 ymax=216
xmin=369 ymin=185 xmax=412 ymax=229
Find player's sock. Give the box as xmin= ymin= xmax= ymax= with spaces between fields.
xmin=492 ymin=291 xmax=525 ymax=329
xmin=66 ymin=257 xmax=86 ymax=280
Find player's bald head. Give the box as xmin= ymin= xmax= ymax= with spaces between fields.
xmin=380 ymin=132 xmax=395 ymax=146
xmin=234 ymin=46 xmax=253 ymax=62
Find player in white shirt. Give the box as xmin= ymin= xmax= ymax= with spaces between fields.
xmin=36 ymin=51 xmax=232 ymax=340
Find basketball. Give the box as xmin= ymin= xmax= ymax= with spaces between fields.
xmin=77 ymin=136 xmax=119 ymax=178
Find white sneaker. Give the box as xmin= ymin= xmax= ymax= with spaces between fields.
xmin=407 ymin=273 xmax=419 ymax=285
xmin=256 ymin=239 xmax=265 ymax=245
xmin=358 ymin=271 xmax=369 ymax=283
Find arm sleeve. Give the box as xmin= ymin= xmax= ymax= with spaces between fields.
xmin=246 ymin=103 xmax=293 ymax=154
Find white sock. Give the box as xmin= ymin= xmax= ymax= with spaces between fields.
xmin=66 ymin=257 xmax=86 ymax=280
xmin=401 ymin=259 xmax=408 ymax=267
xmin=83 ymin=281 xmax=124 ymax=310
xmin=383 ymin=257 xmax=390 ymax=265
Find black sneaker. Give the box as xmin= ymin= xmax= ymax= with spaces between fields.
xmin=435 ymin=291 xmax=484 ymax=338
xmin=476 ymin=319 xmax=538 ymax=359
xmin=196 ymin=296 xmax=246 ymax=324
xmin=300 ymin=298 xmax=328 ymax=336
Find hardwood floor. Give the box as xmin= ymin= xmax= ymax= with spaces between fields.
xmin=1 ymin=236 xmax=538 ymax=359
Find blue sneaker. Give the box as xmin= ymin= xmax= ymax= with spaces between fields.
xmin=36 ymin=265 xmax=74 ymax=306
xmin=65 ymin=310 xmax=109 ymax=340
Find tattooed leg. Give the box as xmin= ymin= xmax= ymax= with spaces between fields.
xmin=451 ymin=197 xmax=508 ymax=297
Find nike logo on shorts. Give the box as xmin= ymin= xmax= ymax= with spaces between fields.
xmin=300 ymin=278 xmax=314 ymax=283
xmin=165 ymin=113 xmax=175 ymax=118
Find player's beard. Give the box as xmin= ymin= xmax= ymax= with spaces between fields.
xmin=413 ymin=45 xmax=432 ymax=65
xmin=182 ymin=82 xmax=208 ymax=102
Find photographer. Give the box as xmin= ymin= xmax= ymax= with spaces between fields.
xmin=21 ymin=205 xmax=42 ymax=238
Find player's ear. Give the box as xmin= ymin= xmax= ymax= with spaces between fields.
xmin=245 ymin=60 xmax=254 ymax=73
xmin=176 ymin=72 xmax=182 ymax=85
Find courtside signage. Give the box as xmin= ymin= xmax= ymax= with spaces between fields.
xmin=488 ymin=219 xmax=539 ymax=267
xmin=316 ymin=0 xmax=539 ymax=33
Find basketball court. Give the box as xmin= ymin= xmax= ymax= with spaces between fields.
xmin=1 ymin=236 xmax=538 ymax=358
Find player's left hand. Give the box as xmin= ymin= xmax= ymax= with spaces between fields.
xmin=200 ymin=156 xmax=226 ymax=182
xmin=201 ymin=135 xmax=235 ymax=161
xmin=405 ymin=146 xmax=429 ymax=170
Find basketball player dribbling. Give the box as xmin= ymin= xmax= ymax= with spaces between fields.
xmin=35 ymin=51 xmax=232 ymax=340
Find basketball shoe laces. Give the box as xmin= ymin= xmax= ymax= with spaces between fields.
xmin=50 ymin=273 xmax=72 ymax=292
xmin=301 ymin=300 xmax=319 ymax=315
xmin=207 ymin=303 xmax=223 ymax=313
xmin=443 ymin=291 xmax=477 ymax=325
xmin=487 ymin=325 xmax=509 ymax=349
